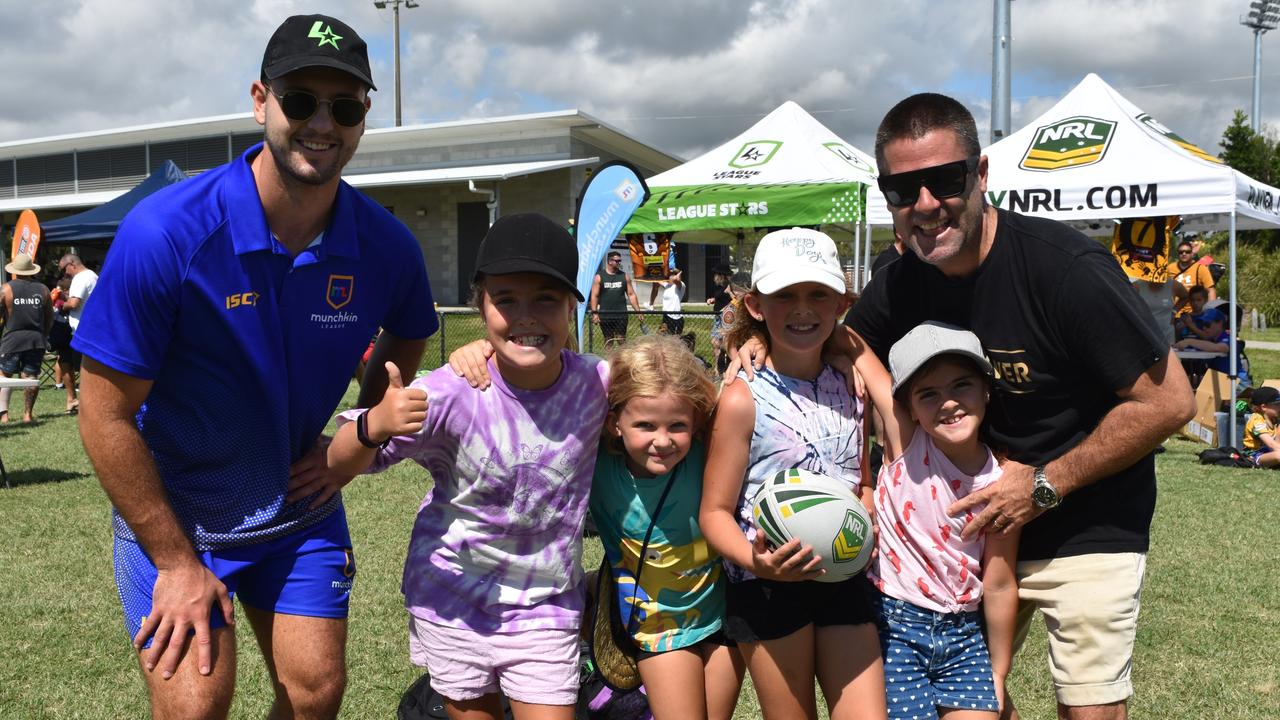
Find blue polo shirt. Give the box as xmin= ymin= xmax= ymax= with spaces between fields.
xmin=74 ymin=144 xmax=437 ymax=550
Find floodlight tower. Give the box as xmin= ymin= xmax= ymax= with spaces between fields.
xmin=373 ymin=0 xmax=420 ymax=127
xmin=1243 ymin=0 xmax=1280 ymax=132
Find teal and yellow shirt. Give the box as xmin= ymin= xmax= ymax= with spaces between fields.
xmin=590 ymin=440 xmax=724 ymax=652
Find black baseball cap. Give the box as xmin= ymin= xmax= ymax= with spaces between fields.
xmin=1252 ymin=386 xmax=1280 ymax=406
xmin=261 ymin=15 xmax=377 ymax=91
xmin=474 ymin=213 xmax=584 ymax=301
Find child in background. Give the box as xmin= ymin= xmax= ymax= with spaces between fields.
xmin=700 ymin=228 xmax=886 ymax=720
xmin=329 ymin=213 xmax=608 ymax=720
xmin=856 ymin=322 xmax=1019 ymax=719
xmin=1177 ymin=285 xmax=1225 ymax=342
xmin=592 ymin=335 xmax=745 ymax=720
xmin=1242 ymin=386 xmax=1280 ymax=468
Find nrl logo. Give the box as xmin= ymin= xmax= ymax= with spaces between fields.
xmin=832 ymin=509 xmax=869 ymax=563
xmin=729 ymin=140 xmax=782 ymax=169
xmin=823 ymin=142 xmax=874 ymax=173
xmin=1020 ymin=116 xmax=1116 ymax=172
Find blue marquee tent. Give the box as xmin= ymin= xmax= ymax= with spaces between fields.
xmin=42 ymin=160 xmax=186 ymax=244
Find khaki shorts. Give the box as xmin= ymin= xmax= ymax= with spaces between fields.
xmin=1013 ymin=552 xmax=1147 ymax=707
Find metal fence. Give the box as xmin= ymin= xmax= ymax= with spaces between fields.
xmin=428 ymin=308 xmax=723 ymax=370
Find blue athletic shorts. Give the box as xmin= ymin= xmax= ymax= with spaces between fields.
xmin=874 ymin=592 xmax=999 ymax=718
xmin=114 ymin=508 xmax=355 ymax=645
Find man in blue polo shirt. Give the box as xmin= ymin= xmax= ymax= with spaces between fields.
xmin=74 ymin=14 xmax=435 ymax=719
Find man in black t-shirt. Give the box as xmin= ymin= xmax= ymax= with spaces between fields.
xmin=589 ymin=250 xmax=640 ymax=348
xmin=848 ymin=94 xmax=1194 ymax=719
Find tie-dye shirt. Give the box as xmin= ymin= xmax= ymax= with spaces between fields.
xmin=342 ymin=350 xmax=609 ymax=633
xmin=729 ymin=364 xmax=864 ymax=582
xmin=868 ymin=431 xmax=1000 ymax=613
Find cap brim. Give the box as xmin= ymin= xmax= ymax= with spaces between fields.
xmin=4 ymin=265 xmax=40 ymax=276
xmin=264 ymin=56 xmax=377 ymax=91
xmin=891 ymin=348 xmax=994 ymax=395
xmin=474 ymin=258 xmax=585 ymax=301
xmin=754 ymin=271 xmax=846 ymax=296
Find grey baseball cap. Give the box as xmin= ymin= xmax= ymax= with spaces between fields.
xmin=889 ymin=321 xmax=993 ymax=395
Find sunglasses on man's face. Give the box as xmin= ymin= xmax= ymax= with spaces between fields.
xmin=878 ymin=156 xmax=980 ymax=207
xmin=269 ymin=87 xmax=367 ymax=127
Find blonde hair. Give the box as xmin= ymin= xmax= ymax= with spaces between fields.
xmin=604 ymin=335 xmax=718 ymax=452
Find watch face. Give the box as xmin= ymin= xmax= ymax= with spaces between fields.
xmin=1033 ymin=484 xmax=1057 ymax=507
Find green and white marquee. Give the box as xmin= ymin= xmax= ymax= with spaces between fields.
xmin=622 ymin=101 xmax=878 ymax=234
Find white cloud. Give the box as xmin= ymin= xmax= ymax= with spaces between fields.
xmin=0 ymin=0 xmax=1271 ymax=165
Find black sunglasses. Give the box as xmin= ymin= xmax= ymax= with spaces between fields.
xmin=878 ymin=156 xmax=980 ymax=207
xmin=269 ymin=87 xmax=367 ymax=127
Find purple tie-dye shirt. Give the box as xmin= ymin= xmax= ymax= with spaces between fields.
xmin=340 ymin=350 xmax=609 ymax=632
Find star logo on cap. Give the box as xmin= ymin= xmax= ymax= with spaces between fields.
xmin=307 ymin=21 xmax=343 ymax=49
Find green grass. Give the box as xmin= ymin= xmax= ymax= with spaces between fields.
xmin=1 ymin=380 xmax=1278 ymax=718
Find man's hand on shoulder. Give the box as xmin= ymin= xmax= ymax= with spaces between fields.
xmin=950 ymin=459 xmax=1043 ymax=540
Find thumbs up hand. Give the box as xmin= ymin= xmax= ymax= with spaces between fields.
xmin=367 ymin=361 xmax=429 ymax=441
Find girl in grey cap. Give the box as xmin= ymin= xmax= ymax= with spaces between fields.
xmin=860 ymin=321 xmax=1019 ymax=720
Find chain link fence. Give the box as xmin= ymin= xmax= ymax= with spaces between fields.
xmin=427 ymin=308 xmax=723 ymax=371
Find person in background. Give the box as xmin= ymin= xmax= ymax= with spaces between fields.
xmin=658 ymin=268 xmax=687 ymax=335
xmin=1168 ymin=240 xmax=1214 ymax=316
xmin=1242 ymin=387 xmax=1280 ymax=467
xmin=0 ymin=254 xmax=52 ymax=424
xmin=57 ymin=253 xmax=97 ymax=414
xmin=591 ymin=250 xmax=641 ymax=349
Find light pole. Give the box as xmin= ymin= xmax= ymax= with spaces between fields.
xmin=1242 ymin=0 xmax=1280 ymax=132
xmin=991 ymin=0 xmax=1012 ymax=142
xmin=373 ymin=0 xmax=419 ymax=127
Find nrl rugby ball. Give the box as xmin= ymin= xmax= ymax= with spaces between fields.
xmin=751 ymin=467 xmax=874 ymax=582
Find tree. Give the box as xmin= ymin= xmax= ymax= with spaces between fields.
xmin=1219 ymin=109 xmax=1278 ymax=184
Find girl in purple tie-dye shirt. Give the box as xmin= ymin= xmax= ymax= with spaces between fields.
xmin=330 ymin=214 xmax=607 ymax=719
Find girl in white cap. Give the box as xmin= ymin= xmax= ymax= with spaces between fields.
xmin=700 ymin=227 xmax=887 ymax=720
xmin=859 ymin=321 xmax=1019 ymax=720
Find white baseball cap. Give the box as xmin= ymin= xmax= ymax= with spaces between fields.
xmin=889 ymin=321 xmax=993 ymax=395
xmin=751 ymin=228 xmax=846 ymax=295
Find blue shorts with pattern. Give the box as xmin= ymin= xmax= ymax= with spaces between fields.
xmin=114 ymin=508 xmax=355 ymax=646
xmin=874 ymin=592 xmax=999 ymax=718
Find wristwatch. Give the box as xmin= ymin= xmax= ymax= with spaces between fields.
xmin=1032 ymin=466 xmax=1061 ymax=509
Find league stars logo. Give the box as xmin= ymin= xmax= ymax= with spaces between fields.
xmin=308 ymin=21 xmax=343 ymax=49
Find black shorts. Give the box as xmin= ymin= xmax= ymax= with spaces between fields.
xmin=722 ymin=574 xmax=876 ymax=643
xmin=635 ymin=628 xmax=736 ymax=660
xmin=600 ymin=315 xmax=628 ymax=340
xmin=661 ymin=315 xmax=684 ymax=335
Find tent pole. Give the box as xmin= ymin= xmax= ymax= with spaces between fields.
xmin=852 ymin=219 xmax=862 ymax=290
xmin=1230 ymin=210 xmax=1239 ymax=446
xmin=864 ymin=220 xmax=872 ymax=289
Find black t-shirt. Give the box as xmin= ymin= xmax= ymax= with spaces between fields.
xmin=847 ymin=209 xmax=1167 ymax=562
xmin=870 ymin=244 xmax=902 ymax=277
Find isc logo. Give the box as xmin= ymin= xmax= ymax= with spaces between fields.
xmin=225 ymin=291 xmax=260 ymax=309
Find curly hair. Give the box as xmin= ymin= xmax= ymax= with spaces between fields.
xmin=603 ymin=334 xmax=718 ymax=452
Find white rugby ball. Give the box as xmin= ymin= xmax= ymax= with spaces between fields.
xmin=751 ymin=467 xmax=874 ymax=582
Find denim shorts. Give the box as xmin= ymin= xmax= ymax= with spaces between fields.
xmin=0 ymin=347 xmax=44 ymax=377
xmin=874 ymin=593 xmax=999 ymax=718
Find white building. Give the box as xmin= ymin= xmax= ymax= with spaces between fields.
xmin=0 ymin=111 xmax=731 ymax=304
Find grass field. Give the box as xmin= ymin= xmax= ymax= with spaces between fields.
xmin=1 ymin=354 xmax=1278 ymax=718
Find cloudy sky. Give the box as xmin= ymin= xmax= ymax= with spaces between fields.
xmin=0 ymin=0 xmax=1271 ymax=162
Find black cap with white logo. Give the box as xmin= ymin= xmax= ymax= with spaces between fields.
xmin=474 ymin=213 xmax=583 ymax=301
xmin=261 ymin=15 xmax=377 ymax=90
